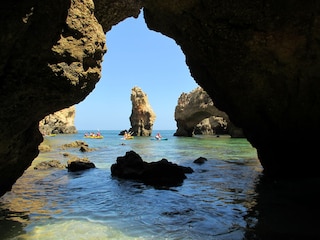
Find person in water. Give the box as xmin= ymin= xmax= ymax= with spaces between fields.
xmin=124 ymin=131 xmax=131 ymax=139
xmin=155 ymin=132 xmax=162 ymax=140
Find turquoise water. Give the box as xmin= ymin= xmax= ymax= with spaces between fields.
xmin=0 ymin=130 xmax=263 ymax=239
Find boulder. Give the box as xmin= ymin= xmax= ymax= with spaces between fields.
xmin=67 ymin=156 xmax=95 ymax=172
xmin=193 ymin=157 xmax=207 ymax=165
xmin=111 ymin=150 xmax=193 ymax=187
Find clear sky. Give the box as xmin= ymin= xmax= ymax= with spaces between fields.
xmin=75 ymin=13 xmax=199 ymax=130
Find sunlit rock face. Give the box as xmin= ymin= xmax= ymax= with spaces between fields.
xmin=39 ymin=106 xmax=77 ymax=135
xmin=193 ymin=117 xmax=228 ymax=136
xmin=174 ymin=87 xmax=243 ymax=137
xmin=143 ymin=1 xmax=320 ymax=178
xmin=129 ymin=86 xmax=156 ymax=136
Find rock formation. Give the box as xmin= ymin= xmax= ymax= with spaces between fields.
xmin=174 ymin=87 xmax=243 ymax=137
xmin=39 ymin=106 xmax=77 ymax=135
xmin=194 ymin=116 xmax=228 ymax=136
xmin=0 ymin=0 xmax=110 ymax=196
xmin=0 ymin=0 xmax=320 ymax=196
xmin=111 ymin=150 xmax=193 ymax=187
xmin=143 ymin=1 xmax=320 ymax=179
xmin=129 ymin=86 xmax=156 ymax=136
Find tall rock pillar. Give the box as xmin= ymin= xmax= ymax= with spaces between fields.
xmin=129 ymin=86 xmax=156 ymax=136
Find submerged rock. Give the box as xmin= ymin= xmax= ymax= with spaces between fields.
xmin=193 ymin=157 xmax=208 ymax=165
xmin=34 ymin=160 xmax=65 ymax=170
xmin=111 ymin=150 xmax=193 ymax=187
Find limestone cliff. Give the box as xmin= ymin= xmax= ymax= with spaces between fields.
xmin=129 ymin=86 xmax=156 ymax=136
xmin=174 ymin=87 xmax=243 ymax=137
xmin=39 ymin=106 xmax=77 ymax=135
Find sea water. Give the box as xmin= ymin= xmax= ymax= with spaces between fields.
xmin=0 ymin=130 xmax=263 ymax=239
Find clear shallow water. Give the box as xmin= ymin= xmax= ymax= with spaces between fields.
xmin=0 ymin=130 xmax=263 ymax=239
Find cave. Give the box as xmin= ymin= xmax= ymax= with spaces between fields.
xmin=1 ymin=0 xmax=320 ymax=195
xmin=1 ymin=2 xmax=320 ymax=238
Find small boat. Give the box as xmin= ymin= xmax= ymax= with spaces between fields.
xmin=151 ymin=137 xmax=168 ymax=141
xmin=84 ymin=135 xmax=104 ymax=139
xmin=123 ymin=136 xmax=134 ymax=140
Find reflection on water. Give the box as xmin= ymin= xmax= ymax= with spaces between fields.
xmin=1 ymin=131 xmax=319 ymax=239
xmin=19 ymin=220 xmax=140 ymax=240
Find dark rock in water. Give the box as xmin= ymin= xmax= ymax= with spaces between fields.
xmin=111 ymin=150 xmax=193 ymax=187
xmin=119 ymin=130 xmax=127 ymax=136
xmin=67 ymin=157 xmax=95 ymax=172
xmin=193 ymin=157 xmax=208 ymax=164
xmin=79 ymin=145 xmax=94 ymax=152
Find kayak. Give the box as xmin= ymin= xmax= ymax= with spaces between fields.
xmin=84 ymin=135 xmax=104 ymax=139
xmin=122 ymin=136 xmax=134 ymax=140
xmin=151 ymin=138 xmax=168 ymax=141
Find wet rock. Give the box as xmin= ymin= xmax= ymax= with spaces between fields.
xmin=67 ymin=157 xmax=95 ymax=172
xmin=111 ymin=150 xmax=193 ymax=187
xmin=38 ymin=142 xmax=52 ymax=152
xmin=193 ymin=157 xmax=207 ymax=164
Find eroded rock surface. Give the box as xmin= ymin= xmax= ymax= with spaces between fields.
xmin=0 ymin=0 xmax=107 ymax=196
xmin=129 ymin=86 xmax=156 ymax=136
xmin=39 ymin=106 xmax=77 ymax=135
xmin=174 ymin=87 xmax=243 ymax=137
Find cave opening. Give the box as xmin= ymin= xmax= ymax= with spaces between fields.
xmin=75 ymin=14 xmax=198 ymax=131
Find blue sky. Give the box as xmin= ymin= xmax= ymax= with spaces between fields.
xmin=75 ymin=14 xmax=199 ymax=130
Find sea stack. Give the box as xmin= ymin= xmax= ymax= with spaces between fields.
xmin=129 ymin=86 xmax=156 ymax=136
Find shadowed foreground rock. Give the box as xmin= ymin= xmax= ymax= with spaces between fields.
xmin=111 ymin=150 xmax=193 ymax=187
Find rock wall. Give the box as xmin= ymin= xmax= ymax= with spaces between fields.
xmin=143 ymin=1 xmax=320 ymax=178
xmin=174 ymin=87 xmax=243 ymax=137
xmin=39 ymin=106 xmax=77 ymax=135
xmin=0 ymin=0 xmax=142 ymax=196
xmin=129 ymin=86 xmax=156 ymax=136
